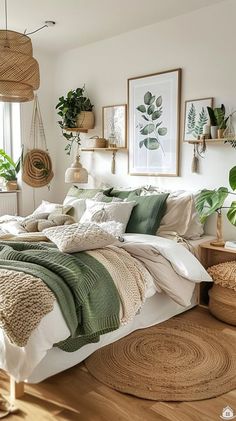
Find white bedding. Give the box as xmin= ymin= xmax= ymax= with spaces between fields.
xmin=0 ymin=233 xmax=211 ymax=383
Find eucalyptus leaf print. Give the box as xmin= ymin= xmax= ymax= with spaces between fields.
xmin=136 ymin=91 xmax=167 ymax=152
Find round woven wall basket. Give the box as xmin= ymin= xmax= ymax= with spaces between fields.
xmin=22 ymin=149 xmax=53 ymax=188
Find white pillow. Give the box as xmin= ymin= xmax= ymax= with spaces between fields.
xmin=32 ymin=200 xmax=71 ymax=216
xmin=80 ymin=200 xmax=136 ymax=233
xmin=43 ymin=223 xmax=117 ymax=253
xmin=63 ymin=197 xmax=86 ymax=222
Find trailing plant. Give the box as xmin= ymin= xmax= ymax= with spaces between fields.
xmin=207 ymin=104 xmax=229 ymax=129
xmin=196 ymin=166 xmax=236 ymax=226
xmin=187 ymin=104 xmax=208 ymax=138
xmin=136 ymin=91 xmax=167 ymax=151
xmin=0 ymin=149 xmax=21 ymax=181
xmin=56 ymin=86 xmax=93 ymax=154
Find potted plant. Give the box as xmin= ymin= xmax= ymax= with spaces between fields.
xmin=0 ymin=149 xmax=21 ymax=191
xmin=207 ymin=104 xmax=229 ymax=139
xmin=56 ymin=86 xmax=94 ymax=130
xmin=196 ymin=166 xmax=236 ymax=246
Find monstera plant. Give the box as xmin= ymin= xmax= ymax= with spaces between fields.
xmin=136 ymin=92 xmax=167 ymax=151
xmin=196 ymin=166 xmax=236 ymax=245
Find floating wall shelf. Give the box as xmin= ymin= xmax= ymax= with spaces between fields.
xmin=187 ymin=138 xmax=226 ymax=144
xmin=81 ymin=147 xmax=128 ymax=174
xmin=64 ymin=127 xmax=88 ymax=133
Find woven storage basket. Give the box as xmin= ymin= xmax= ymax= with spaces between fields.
xmin=76 ymin=111 xmax=95 ymax=129
xmin=208 ymin=261 xmax=236 ymax=326
xmin=86 ymin=136 xmax=107 ymax=148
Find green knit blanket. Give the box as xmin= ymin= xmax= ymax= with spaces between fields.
xmin=0 ymin=241 xmax=121 ymax=352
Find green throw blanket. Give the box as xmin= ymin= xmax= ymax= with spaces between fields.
xmin=0 ymin=241 xmax=121 ymax=352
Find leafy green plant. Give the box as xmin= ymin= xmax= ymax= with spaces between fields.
xmin=187 ymin=104 xmax=208 ymax=138
xmin=196 ymin=166 xmax=236 ymax=226
xmin=0 ymin=149 xmax=21 ymax=181
xmin=56 ymin=86 xmax=93 ymax=154
xmin=136 ymin=92 xmax=167 ymax=151
xmin=207 ymin=104 xmax=229 ymax=129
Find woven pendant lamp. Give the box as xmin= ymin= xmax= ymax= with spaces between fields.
xmin=0 ymin=1 xmax=40 ymax=102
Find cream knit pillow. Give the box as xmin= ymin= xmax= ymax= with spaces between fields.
xmin=43 ymin=223 xmax=117 ymax=253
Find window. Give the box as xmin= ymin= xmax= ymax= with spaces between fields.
xmin=0 ymin=102 xmax=21 ymax=161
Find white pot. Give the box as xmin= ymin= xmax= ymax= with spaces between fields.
xmin=210 ymin=126 xmax=218 ymax=139
xmin=76 ymin=111 xmax=95 ymax=130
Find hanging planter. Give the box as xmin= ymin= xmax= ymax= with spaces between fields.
xmin=76 ymin=111 xmax=95 ymax=130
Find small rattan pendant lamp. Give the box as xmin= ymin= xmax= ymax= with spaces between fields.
xmin=0 ymin=0 xmax=40 ymax=102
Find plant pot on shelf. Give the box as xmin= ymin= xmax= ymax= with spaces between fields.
xmin=76 ymin=111 xmax=95 ymax=130
xmin=6 ymin=180 xmax=17 ymax=191
xmin=210 ymin=212 xmax=225 ymax=247
xmin=217 ymin=128 xmax=225 ymax=139
xmin=210 ymin=126 xmax=218 ymax=139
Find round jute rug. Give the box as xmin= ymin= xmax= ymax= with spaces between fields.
xmin=85 ymin=318 xmax=236 ymax=401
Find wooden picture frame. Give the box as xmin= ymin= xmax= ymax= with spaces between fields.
xmin=128 ymin=68 xmax=181 ymax=177
xmin=102 ymin=104 xmax=127 ymax=148
xmin=183 ymin=97 xmax=213 ymax=141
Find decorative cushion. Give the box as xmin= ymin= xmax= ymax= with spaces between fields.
xmin=125 ymin=193 xmax=169 ymax=235
xmin=92 ymin=192 xmax=122 ymax=203
xmin=80 ymin=200 xmax=136 ymax=233
xmin=32 ymin=200 xmax=71 ymax=216
xmin=43 ymin=223 xmax=117 ymax=253
xmin=141 ymin=188 xmax=203 ymax=239
xmin=207 ymin=261 xmax=236 ymax=290
xmin=106 ymin=188 xmax=141 ymax=199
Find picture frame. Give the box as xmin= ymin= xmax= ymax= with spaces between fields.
xmin=102 ymin=104 xmax=127 ymax=148
xmin=128 ymin=68 xmax=181 ymax=177
xmin=183 ymin=97 xmax=213 ymax=141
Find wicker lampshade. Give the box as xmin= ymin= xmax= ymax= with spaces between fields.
xmin=65 ymin=155 xmax=88 ymax=184
xmin=0 ymin=30 xmax=40 ymax=102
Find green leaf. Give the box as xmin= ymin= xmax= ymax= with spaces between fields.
xmin=152 ymin=110 xmax=162 ymax=120
xmin=139 ymin=140 xmax=145 ymax=148
xmin=144 ymin=92 xmax=152 ymax=105
xmin=158 ymin=127 xmax=167 ymax=136
xmin=142 ymin=115 xmax=149 ymax=121
xmin=143 ymin=138 xmax=159 ymax=150
xmin=156 ymin=121 xmax=162 ymax=128
xmin=156 ymin=96 xmax=162 ymax=107
xmin=147 ymin=105 xmax=155 ymax=115
xmin=227 ymin=201 xmax=236 ymax=226
xmin=140 ymin=124 xmax=155 ymax=135
xmin=195 ymin=187 xmax=228 ymax=223
xmin=229 ymin=166 xmax=236 ymax=191
xmin=136 ymin=105 xmax=146 ymax=113
xmin=150 ymin=95 xmax=156 ymax=105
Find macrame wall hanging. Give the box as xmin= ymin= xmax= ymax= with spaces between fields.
xmin=191 ymin=139 xmax=206 ymax=173
xmin=22 ymin=95 xmax=54 ymax=188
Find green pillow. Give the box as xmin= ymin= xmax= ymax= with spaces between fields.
xmin=65 ymin=186 xmax=112 ymax=200
xmin=107 ymin=188 xmax=141 ymax=199
xmin=126 ymin=193 xmax=169 ymax=234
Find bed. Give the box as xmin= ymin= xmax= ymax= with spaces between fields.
xmin=0 ymin=232 xmax=211 ymax=387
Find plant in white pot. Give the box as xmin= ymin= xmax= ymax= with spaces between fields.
xmin=0 ymin=149 xmax=21 ymax=191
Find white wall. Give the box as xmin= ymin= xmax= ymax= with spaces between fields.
xmin=18 ymin=49 xmax=57 ymax=216
xmin=51 ymin=0 xmax=236 ymax=239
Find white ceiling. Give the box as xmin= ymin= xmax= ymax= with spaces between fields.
xmin=0 ymin=0 xmax=226 ymax=54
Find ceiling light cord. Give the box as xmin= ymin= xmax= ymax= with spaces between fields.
xmin=4 ymin=0 xmax=7 ymax=32
xmin=24 ymin=24 xmax=48 ymax=36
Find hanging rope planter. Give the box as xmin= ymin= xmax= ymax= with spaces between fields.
xmin=22 ymin=96 xmax=53 ymax=188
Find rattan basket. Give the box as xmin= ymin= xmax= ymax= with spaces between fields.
xmin=86 ymin=136 xmax=107 ymax=148
xmin=209 ymin=284 xmax=236 ymax=325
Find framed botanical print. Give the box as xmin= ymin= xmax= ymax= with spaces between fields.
xmin=184 ymin=97 xmax=213 ymax=141
xmin=102 ymin=104 xmax=127 ymax=148
xmin=128 ymin=68 xmax=181 ymax=176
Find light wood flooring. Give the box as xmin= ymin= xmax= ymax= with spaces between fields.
xmin=1 ymin=307 xmax=236 ymax=421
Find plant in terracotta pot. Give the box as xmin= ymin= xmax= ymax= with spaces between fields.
xmin=207 ymin=104 xmax=229 ymax=139
xmin=56 ymin=86 xmax=94 ymax=155
xmin=0 ymin=149 xmax=21 ymax=191
xmin=196 ymin=166 xmax=236 ymax=246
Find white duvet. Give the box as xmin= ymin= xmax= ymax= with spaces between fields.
xmin=0 ymin=233 xmax=211 ymax=381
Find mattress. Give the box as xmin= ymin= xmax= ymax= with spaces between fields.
xmin=27 ymin=286 xmax=198 ymax=383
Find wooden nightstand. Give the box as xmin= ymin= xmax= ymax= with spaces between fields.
xmin=198 ymin=242 xmax=236 ymax=307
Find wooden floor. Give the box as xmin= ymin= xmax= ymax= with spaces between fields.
xmin=1 ymin=307 xmax=236 ymax=421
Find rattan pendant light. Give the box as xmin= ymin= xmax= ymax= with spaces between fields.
xmin=0 ymin=0 xmax=40 ymax=102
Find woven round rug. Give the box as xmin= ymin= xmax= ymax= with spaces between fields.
xmin=85 ymin=318 xmax=236 ymax=401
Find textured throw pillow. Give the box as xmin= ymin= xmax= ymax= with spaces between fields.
xmin=125 ymin=193 xmax=169 ymax=234
xmin=43 ymin=223 xmax=117 ymax=253
xmin=80 ymin=200 xmax=136 ymax=233
xmin=106 ymin=188 xmax=141 ymax=199
xmin=92 ymin=192 xmax=122 ymax=203
xmin=32 ymin=200 xmax=71 ymax=216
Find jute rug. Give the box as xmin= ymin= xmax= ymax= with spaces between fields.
xmin=85 ymin=318 xmax=236 ymax=401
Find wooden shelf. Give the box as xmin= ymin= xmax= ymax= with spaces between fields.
xmin=187 ymin=138 xmax=226 ymax=144
xmin=81 ymin=147 xmax=128 ymax=152
xmin=64 ymin=127 xmax=88 ymax=133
